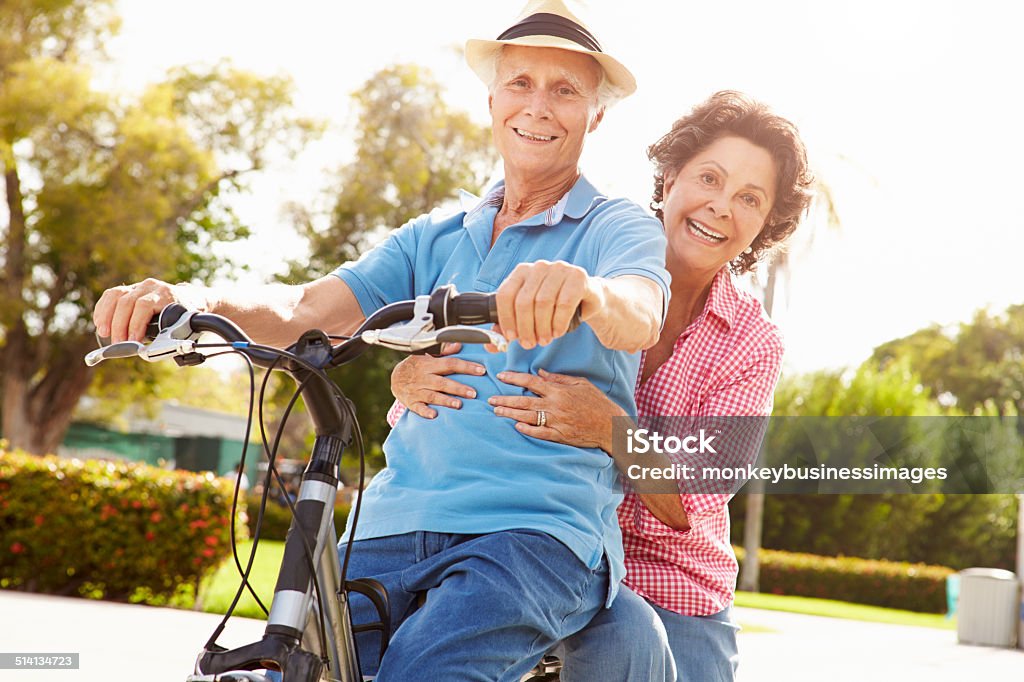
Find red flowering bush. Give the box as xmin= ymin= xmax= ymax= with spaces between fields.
xmin=0 ymin=448 xmax=247 ymax=603
xmin=735 ymin=546 xmax=953 ymax=612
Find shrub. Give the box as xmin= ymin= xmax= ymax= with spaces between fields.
xmin=0 ymin=448 xmax=247 ymax=604
xmin=244 ymin=492 xmax=350 ymax=542
xmin=735 ymin=546 xmax=954 ymax=613
xmin=730 ymin=493 xmax=1018 ymax=570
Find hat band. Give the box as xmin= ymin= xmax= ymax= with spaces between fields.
xmin=496 ymin=12 xmax=603 ymax=53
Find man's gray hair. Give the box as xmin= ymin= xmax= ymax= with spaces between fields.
xmin=479 ymin=45 xmax=624 ymax=111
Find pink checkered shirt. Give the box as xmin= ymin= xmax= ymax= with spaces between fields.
xmin=621 ymin=268 xmax=783 ymax=616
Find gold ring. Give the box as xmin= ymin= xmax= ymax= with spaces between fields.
xmin=536 ymin=410 xmax=547 ymax=428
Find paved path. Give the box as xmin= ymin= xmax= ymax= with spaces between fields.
xmin=734 ymin=606 xmax=1023 ymax=681
xmin=0 ymin=590 xmax=266 ymax=681
xmin=0 ymin=590 xmax=1020 ymax=681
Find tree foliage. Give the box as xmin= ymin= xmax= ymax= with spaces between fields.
xmin=0 ymin=0 xmax=320 ymax=453
xmin=871 ymin=304 xmax=1024 ymax=416
xmin=287 ymin=63 xmax=496 ymax=277
xmin=731 ymin=362 xmax=1019 ymax=570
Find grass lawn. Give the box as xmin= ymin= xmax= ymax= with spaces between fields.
xmin=198 ymin=539 xmax=283 ymax=619
xmin=734 ymin=591 xmax=955 ymax=630
xmin=198 ymin=541 xmax=955 ymax=633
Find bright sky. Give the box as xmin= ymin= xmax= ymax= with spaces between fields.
xmin=102 ymin=0 xmax=1024 ymax=373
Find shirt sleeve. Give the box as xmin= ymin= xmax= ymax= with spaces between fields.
xmin=679 ymin=338 xmax=784 ymax=521
xmin=332 ymin=216 xmax=423 ymax=316
xmin=386 ymin=400 xmax=407 ymax=427
xmin=588 ymin=201 xmax=671 ymax=313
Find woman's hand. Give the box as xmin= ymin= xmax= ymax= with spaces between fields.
xmin=492 ymin=369 xmax=690 ymax=530
xmin=390 ymin=343 xmax=486 ymax=419
xmin=488 ymin=369 xmax=624 ymax=452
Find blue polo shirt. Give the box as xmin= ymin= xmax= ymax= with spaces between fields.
xmin=334 ymin=175 xmax=669 ymax=603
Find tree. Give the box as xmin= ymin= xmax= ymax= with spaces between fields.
xmin=0 ymin=1 xmax=320 ymax=454
xmin=730 ymin=362 xmax=1019 ymax=570
xmin=871 ymin=304 xmax=1024 ymax=416
xmin=281 ymin=63 xmax=496 ymax=469
xmin=287 ymin=63 xmax=495 ymax=274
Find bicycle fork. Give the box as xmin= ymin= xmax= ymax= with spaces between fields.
xmin=196 ymin=342 xmax=378 ymax=682
xmin=193 ymin=434 xmax=358 ymax=681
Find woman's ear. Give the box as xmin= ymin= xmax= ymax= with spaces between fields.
xmin=663 ymin=170 xmax=679 ymax=197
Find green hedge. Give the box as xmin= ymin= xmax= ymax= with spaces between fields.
xmin=735 ymin=546 xmax=954 ymax=613
xmin=245 ymin=492 xmax=350 ymax=542
xmin=730 ymin=493 xmax=1018 ymax=571
xmin=0 ymin=448 xmax=247 ymax=604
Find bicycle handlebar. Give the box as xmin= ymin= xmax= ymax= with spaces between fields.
xmin=85 ymin=284 xmax=532 ymax=371
xmin=87 ymin=283 xmax=582 ymax=373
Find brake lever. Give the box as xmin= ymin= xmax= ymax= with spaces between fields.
xmin=84 ymin=338 xmax=200 ymax=366
xmin=361 ymin=325 xmax=508 ymax=353
xmin=84 ymin=341 xmax=146 ymax=367
xmin=85 ymin=308 xmax=203 ymax=366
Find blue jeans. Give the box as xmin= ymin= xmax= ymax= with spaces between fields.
xmin=555 ymin=585 xmax=676 ymax=682
xmin=341 ymin=529 xmax=608 ymax=681
xmin=654 ymin=604 xmax=739 ymax=682
xmin=557 ymin=595 xmax=739 ymax=682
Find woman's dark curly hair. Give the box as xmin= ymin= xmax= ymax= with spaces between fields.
xmin=648 ymin=90 xmax=814 ymax=273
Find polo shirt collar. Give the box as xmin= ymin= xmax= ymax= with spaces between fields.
xmin=459 ymin=173 xmax=606 ymax=226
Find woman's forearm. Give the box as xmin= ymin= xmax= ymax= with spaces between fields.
xmin=601 ymin=414 xmax=690 ymax=532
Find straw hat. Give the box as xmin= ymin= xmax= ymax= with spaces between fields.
xmin=465 ymin=0 xmax=637 ymax=99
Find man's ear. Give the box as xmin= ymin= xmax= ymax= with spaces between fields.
xmin=588 ymin=106 xmax=605 ymax=133
xmin=488 ymin=94 xmax=493 ymax=113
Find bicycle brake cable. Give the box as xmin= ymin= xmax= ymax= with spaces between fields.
xmin=199 ymin=346 xmax=332 ymax=662
xmin=260 ymin=368 xmax=331 ymax=663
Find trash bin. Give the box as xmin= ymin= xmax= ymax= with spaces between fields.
xmin=956 ymin=568 xmax=1020 ymax=647
xmin=945 ymin=573 xmax=960 ymax=619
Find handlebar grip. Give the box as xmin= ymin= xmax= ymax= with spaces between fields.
xmin=94 ymin=303 xmax=188 ymax=348
xmin=435 ymin=329 xmax=500 ymax=345
xmin=449 ymin=291 xmax=498 ymax=326
xmin=431 ymin=285 xmax=582 ymax=333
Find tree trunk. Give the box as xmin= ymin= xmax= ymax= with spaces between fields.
xmin=2 ymin=147 xmax=95 ymax=455
xmin=738 ymin=488 xmax=765 ymax=592
xmin=739 ymin=258 xmax=785 ymax=593
xmin=2 ymin=332 xmax=95 ymax=455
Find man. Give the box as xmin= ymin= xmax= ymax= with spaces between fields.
xmin=93 ymin=1 xmax=670 ymax=678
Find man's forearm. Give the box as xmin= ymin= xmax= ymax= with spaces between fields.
xmin=197 ymin=275 xmax=364 ymax=347
xmin=199 ymin=283 xmax=306 ymax=346
xmin=582 ymin=275 xmax=663 ymax=352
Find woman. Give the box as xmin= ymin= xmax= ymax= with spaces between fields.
xmin=388 ymin=90 xmax=813 ymax=680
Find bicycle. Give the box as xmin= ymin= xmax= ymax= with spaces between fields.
xmin=86 ymin=284 xmax=568 ymax=682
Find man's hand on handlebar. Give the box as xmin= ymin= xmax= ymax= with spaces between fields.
xmin=493 ymin=260 xmax=596 ymax=350
xmin=94 ymin=278 xmax=208 ymax=343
